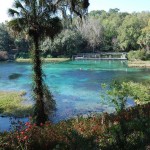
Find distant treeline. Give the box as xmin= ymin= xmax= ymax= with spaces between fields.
xmin=0 ymin=8 xmax=150 ymax=58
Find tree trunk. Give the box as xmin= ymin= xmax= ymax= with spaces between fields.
xmin=33 ymin=35 xmax=47 ymax=125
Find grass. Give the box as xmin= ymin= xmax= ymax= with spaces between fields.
xmin=15 ymin=58 xmax=70 ymax=63
xmin=128 ymin=60 xmax=150 ymax=68
xmin=0 ymin=91 xmax=32 ymax=117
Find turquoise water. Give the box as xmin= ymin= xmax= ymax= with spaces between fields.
xmin=0 ymin=60 xmax=150 ymax=130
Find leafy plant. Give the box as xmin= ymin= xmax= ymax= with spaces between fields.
xmin=127 ymin=49 xmax=150 ymax=60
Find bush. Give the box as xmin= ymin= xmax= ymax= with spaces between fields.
xmin=46 ymin=54 xmax=52 ymax=58
xmin=1 ymin=103 xmax=150 ymax=150
xmin=127 ymin=49 xmax=150 ymax=60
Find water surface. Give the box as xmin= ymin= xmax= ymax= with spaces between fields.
xmin=0 ymin=60 xmax=150 ymax=130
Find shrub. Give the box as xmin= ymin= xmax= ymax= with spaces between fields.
xmin=127 ymin=49 xmax=150 ymax=60
xmin=1 ymin=102 xmax=150 ymax=149
xmin=46 ymin=54 xmax=52 ymax=58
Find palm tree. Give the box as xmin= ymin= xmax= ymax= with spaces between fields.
xmin=8 ymin=0 xmax=89 ymax=125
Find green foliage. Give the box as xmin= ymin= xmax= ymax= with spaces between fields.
xmin=100 ymin=81 xmax=150 ymax=149
xmin=137 ymin=19 xmax=150 ymax=51
xmin=101 ymin=81 xmax=129 ymax=113
xmin=101 ymin=12 xmax=122 ymax=51
xmin=2 ymin=8 xmax=150 ymax=55
xmin=40 ymin=29 xmax=86 ymax=57
xmin=1 ymin=103 xmax=150 ymax=149
xmin=101 ymin=81 xmax=150 ymax=112
xmin=127 ymin=49 xmax=150 ymax=60
xmin=0 ymin=91 xmax=32 ymax=117
xmin=117 ymin=15 xmax=142 ymax=51
xmin=123 ymin=81 xmax=150 ymax=104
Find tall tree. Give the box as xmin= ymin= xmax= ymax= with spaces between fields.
xmin=76 ymin=17 xmax=103 ymax=52
xmin=101 ymin=10 xmax=122 ymax=51
xmin=8 ymin=0 xmax=89 ymax=125
xmin=41 ymin=29 xmax=85 ymax=57
xmin=117 ymin=14 xmax=142 ymax=51
xmin=137 ymin=19 xmax=150 ymax=51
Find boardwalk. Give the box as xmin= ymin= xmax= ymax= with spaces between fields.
xmin=73 ymin=52 xmax=127 ymax=60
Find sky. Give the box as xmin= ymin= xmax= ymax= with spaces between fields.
xmin=0 ymin=0 xmax=150 ymax=23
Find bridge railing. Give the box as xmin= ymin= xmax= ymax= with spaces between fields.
xmin=72 ymin=52 xmax=127 ymax=60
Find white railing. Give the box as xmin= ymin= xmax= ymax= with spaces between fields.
xmin=72 ymin=52 xmax=127 ymax=60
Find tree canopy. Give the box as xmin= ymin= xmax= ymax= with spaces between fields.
xmin=2 ymin=8 xmax=150 ymax=57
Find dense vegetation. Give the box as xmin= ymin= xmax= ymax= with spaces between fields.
xmin=0 ymin=9 xmax=150 ymax=59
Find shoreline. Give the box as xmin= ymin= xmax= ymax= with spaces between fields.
xmin=1 ymin=59 xmax=150 ymax=68
xmin=128 ymin=60 xmax=150 ymax=68
xmin=15 ymin=58 xmax=70 ymax=63
xmin=0 ymin=58 xmax=70 ymax=63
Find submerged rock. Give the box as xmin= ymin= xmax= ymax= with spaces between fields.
xmin=9 ymin=73 xmax=22 ymax=80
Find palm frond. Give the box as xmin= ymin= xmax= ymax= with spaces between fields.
xmin=8 ymin=18 xmax=26 ymax=33
xmin=14 ymin=0 xmax=24 ymax=9
xmin=8 ymin=8 xmax=19 ymax=17
xmin=20 ymin=0 xmax=30 ymax=5
xmin=41 ymin=17 xmax=63 ymax=39
xmin=14 ymin=0 xmax=28 ymax=16
xmin=81 ymin=0 xmax=90 ymax=9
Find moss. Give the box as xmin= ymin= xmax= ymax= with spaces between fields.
xmin=0 ymin=91 xmax=32 ymax=117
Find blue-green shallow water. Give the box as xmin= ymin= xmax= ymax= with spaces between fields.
xmin=0 ymin=60 xmax=150 ymax=131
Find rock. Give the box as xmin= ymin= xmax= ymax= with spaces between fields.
xmin=0 ymin=51 xmax=8 ymax=61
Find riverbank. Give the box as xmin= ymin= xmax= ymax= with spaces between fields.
xmin=128 ymin=60 xmax=150 ymax=68
xmin=0 ymin=91 xmax=32 ymax=117
xmin=15 ymin=58 xmax=70 ymax=63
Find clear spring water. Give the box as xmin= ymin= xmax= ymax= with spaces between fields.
xmin=0 ymin=60 xmax=150 ymax=131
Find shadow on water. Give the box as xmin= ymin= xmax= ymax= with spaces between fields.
xmin=8 ymin=73 xmax=22 ymax=80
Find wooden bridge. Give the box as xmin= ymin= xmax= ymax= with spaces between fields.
xmin=72 ymin=52 xmax=127 ymax=60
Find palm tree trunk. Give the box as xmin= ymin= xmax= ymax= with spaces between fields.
xmin=33 ymin=35 xmax=47 ymax=125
